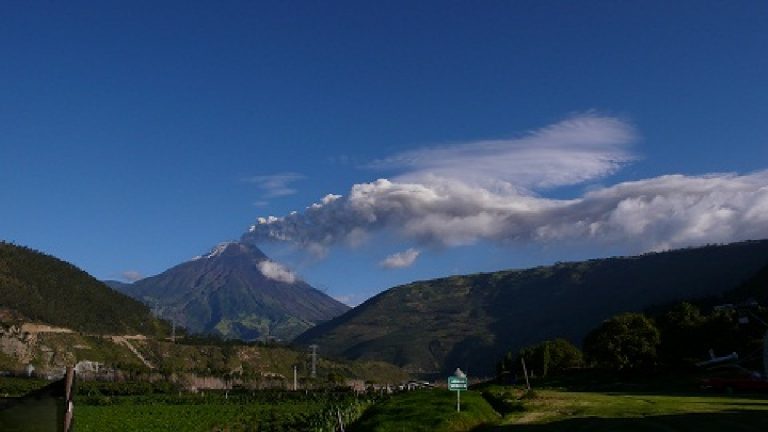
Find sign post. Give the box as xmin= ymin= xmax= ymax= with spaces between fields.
xmin=448 ymin=368 xmax=468 ymax=412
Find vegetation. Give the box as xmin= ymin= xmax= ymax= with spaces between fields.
xmin=498 ymin=339 xmax=583 ymax=379
xmin=297 ymin=239 xmax=768 ymax=375
xmin=5 ymin=240 xmax=768 ymax=431
xmin=0 ymin=242 xmax=169 ymax=335
xmin=76 ymin=390 xmax=379 ymax=432
xmin=0 ymin=351 xmax=19 ymax=371
xmin=346 ymin=386 xmax=768 ymax=431
xmin=583 ymin=312 xmax=660 ymax=371
xmin=0 ymin=323 xmax=406 ymax=388
xmin=494 ymin=276 xmax=768 ymax=388
xmin=478 ymin=388 xmax=768 ymax=431
xmin=0 ymin=377 xmax=49 ymax=397
xmin=349 ymin=389 xmax=499 ymax=432
xmin=124 ymin=338 xmax=408 ymax=385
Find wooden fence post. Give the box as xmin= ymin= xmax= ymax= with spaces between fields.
xmin=64 ymin=366 xmax=75 ymax=432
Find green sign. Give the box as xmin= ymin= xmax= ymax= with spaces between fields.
xmin=448 ymin=376 xmax=467 ymax=391
xmin=448 ymin=371 xmax=468 ymax=413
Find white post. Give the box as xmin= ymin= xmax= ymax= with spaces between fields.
xmin=293 ymin=365 xmax=298 ymax=391
xmin=521 ymin=358 xmax=531 ymax=391
xmin=337 ymin=408 xmax=345 ymax=432
xmin=309 ymin=345 xmax=318 ymax=378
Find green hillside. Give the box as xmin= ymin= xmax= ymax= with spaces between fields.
xmin=296 ymin=240 xmax=768 ymax=375
xmin=0 ymin=242 xmax=168 ymax=335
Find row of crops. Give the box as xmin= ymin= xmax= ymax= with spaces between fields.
xmin=74 ymin=388 xmax=384 ymax=432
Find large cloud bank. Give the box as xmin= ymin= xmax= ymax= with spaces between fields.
xmin=242 ymin=115 xmax=768 ymax=257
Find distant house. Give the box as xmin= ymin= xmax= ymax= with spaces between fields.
xmin=401 ymin=380 xmax=432 ymax=391
xmin=75 ymin=360 xmax=102 ymax=375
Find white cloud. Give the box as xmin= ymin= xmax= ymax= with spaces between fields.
xmin=242 ymin=115 xmax=768 ymax=259
xmin=333 ymin=295 xmax=353 ymax=305
xmin=245 ymin=173 xmax=306 ymax=198
xmin=379 ymin=248 xmax=421 ymax=269
xmin=244 ymin=172 xmax=768 ymax=253
xmin=257 ymin=260 xmax=297 ymax=284
xmin=332 ymin=294 xmax=368 ymax=307
xmin=369 ymin=113 xmax=636 ymax=190
xmin=245 ymin=177 xmax=551 ymax=248
xmin=121 ymin=270 xmax=144 ymax=282
xmin=543 ymin=172 xmax=768 ymax=250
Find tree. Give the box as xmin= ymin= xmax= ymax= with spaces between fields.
xmin=327 ymin=371 xmax=345 ymax=386
xmin=656 ymin=302 xmax=707 ymax=367
xmin=518 ymin=338 xmax=583 ymax=377
xmin=497 ymin=338 xmax=583 ymax=379
xmin=496 ymin=351 xmax=516 ymax=379
xmin=583 ymin=312 xmax=660 ymax=371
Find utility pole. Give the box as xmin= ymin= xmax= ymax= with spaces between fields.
xmin=171 ymin=319 xmax=176 ymax=344
xmin=521 ymin=358 xmax=531 ymax=391
xmin=293 ymin=364 xmax=298 ymax=390
xmin=309 ymin=345 xmax=318 ymax=379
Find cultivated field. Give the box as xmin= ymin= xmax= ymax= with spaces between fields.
xmin=76 ymin=391 xmax=376 ymax=432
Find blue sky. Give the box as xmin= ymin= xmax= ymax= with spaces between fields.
xmin=2 ymin=1 xmax=767 ymax=305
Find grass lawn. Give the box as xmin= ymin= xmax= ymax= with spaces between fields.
xmin=480 ymin=388 xmax=768 ymax=431
xmin=349 ymin=389 xmax=500 ymax=432
xmin=347 ymin=387 xmax=768 ymax=432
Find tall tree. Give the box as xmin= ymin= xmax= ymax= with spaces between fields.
xmin=583 ymin=312 xmax=660 ymax=371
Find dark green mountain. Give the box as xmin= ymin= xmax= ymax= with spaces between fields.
xmin=295 ymin=240 xmax=768 ymax=376
xmin=112 ymin=242 xmax=349 ymax=341
xmin=0 ymin=242 xmax=168 ymax=335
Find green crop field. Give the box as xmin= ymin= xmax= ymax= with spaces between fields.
xmin=0 ymin=377 xmax=50 ymax=397
xmin=6 ymin=380 xmax=768 ymax=431
xmin=75 ymin=391 xmax=376 ymax=432
xmin=77 ymin=402 xmax=329 ymax=431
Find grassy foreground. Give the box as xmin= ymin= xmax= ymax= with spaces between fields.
xmin=348 ymin=390 xmax=500 ymax=432
xmin=347 ymin=387 xmax=768 ymax=432
xmin=483 ymin=388 xmax=768 ymax=431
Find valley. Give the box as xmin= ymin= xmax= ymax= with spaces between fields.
xmin=2 ymin=240 xmax=768 ymax=431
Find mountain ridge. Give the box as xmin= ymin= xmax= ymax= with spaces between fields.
xmin=0 ymin=241 xmax=168 ymax=336
xmin=295 ymin=239 xmax=768 ymax=375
